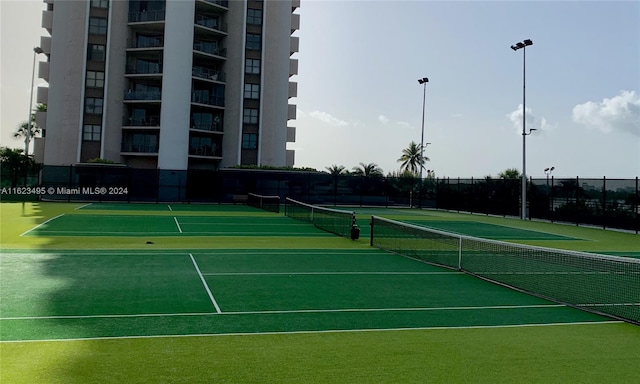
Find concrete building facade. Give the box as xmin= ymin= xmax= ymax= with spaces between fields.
xmin=37 ymin=0 xmax=299 ymax=170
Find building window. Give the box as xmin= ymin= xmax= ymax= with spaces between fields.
xmin=243 ymin=108 xmax=258 ymax=124
xmin=242 ymin=133 xmax=257 ymax=149
xmin=83 ymin=125 xmax=101 ymax=141
xmin=244 ymin=84 xmax=259 ymax=99
xmin=89 ymin=17 xmax=108 ymax=35
xmin=246 ymin=34 xmax=261 ymax=50
xmin=245 ymin=58 xmax=260 ymax=74
xmin=247 ymin=9 xmax=262 ymax=25
xmin=85 ymin=97 xmax=104 ymax=114
xmin=90 ymin=0 xmax=109 ymax=8
xmin=86 ymin=71 xmax=105 ymax=88
xmin=88 ymin=44 xmax=106 ymax=61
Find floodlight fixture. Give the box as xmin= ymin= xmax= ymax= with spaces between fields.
xmin=418 ymin=77 xmax=429 ymax=84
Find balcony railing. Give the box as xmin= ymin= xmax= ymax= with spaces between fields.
xmin=193 ymin=42 xmax=226 ymax=57
xmin=128 ymin=10 xmax=166 ymax=23
xmin=195 ymin=15 xmax=228 ymax=33
xmin=134 ymin=36 xmax=163 ymax=48
xmin=121 ymin=143 xmax=159 ymax=153
xmin=192 ymin=66 xmax=225 ymax=82
xmin=191 ymin=92 xmax=224 ymax=107
xmin=191 ymin=122 xmax=223 ymax=132
xmin=189 ymin=146 xmax=221 ymax=157
xmin=124 ymin=90 xmax=162 ymax=101
xmin=123 ymin=115 xmax=160 ymax=126
xmin=202 ymin=0 xmax=229 ymax=8
xmin=126 ymin=62 xmax=162 ymax=75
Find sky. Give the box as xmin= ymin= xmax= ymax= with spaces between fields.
xmin=1 ymin=0 xmax=639 ymax=178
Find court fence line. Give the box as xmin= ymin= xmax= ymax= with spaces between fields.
xmin=2 ymin=165 xmax=638 ymax=233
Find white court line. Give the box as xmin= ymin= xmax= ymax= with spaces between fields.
xmin=174 ymin=217 xmax=183 ymax=233
xmin=74 ymin=203 xmax=93 ymax=210
xmin=189 ymin=253 xmax=221 ymax=313
xmin=202 ymin=271 xmax=463 ymax=276
xmin=167 ymin=204 xmax=173 ymax=211
xmin=0 ymin=303 xmax=566 ymax=321
xmin=0 ymin=321 xmax=622 ymax=344
xmin=19 ymin=214 xmax=65 ymax=237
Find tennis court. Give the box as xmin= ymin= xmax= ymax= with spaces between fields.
xmin=1 ymin=201 xmax=639 ymax=383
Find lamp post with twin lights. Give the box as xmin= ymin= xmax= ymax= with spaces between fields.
xmin=510 ymin=39 xmax=534 ymax=219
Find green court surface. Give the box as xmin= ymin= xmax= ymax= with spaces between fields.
xmin=1 ymin=202 xmax=639 ymax=383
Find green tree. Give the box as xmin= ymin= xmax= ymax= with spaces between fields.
xmin=351 ymin=162 xmax=383 ymax=177
xmin=325 ymin=165 xmax=348 ymax=175
xmin=498 ymin=168 xmax=521 ymax=179
xmin=398 ymin=141 xmax=429 ymax=176
xmin=14 ymin=104 xmax=46 ymax=155
xmin=0 ymin=147 xmax=38 ymax=187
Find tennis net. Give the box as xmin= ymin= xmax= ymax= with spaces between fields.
xmin=247 ymin=193 xmax=280 ymax=213
xmin=285 ymin=198 xmax=357 ymax=238
xmin=370 ymin=215 xmax=640 ymax=325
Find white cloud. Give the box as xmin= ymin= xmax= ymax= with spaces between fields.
xmin=507 ymin=105 xmax=554 ymax=133
xmin=308 ymin=110 xmax=349 ymax=127
xmin=572 ymin=90 xmax=640 ymax=136
xmin=396 ymin=121 xmax=413 ymax=129
xmin=378 ymin=115 xmax=390 ymax=124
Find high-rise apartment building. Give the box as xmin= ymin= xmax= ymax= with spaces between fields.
xmin=36 ymin=0 xmax=299 ymax=170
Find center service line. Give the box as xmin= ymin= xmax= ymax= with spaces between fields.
xmin=174 ymin=216 xmax=183 ymax=233
xmin=189 ymin=253 xmax=222 ymax=314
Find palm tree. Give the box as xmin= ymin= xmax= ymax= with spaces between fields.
xmin=398 ymin=141 xmax=429 ymax=176
xmin=325 ymin=165 xmax=347 ymax=175
xmin=351 ymin=162 xmax=383 ymax=177
xmin=14 ymin=104 xmax=46 ymax=154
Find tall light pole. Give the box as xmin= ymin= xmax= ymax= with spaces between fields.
xmin=418 ymin=77 xmax=429 ymax=180
xmin=510 ymin=39 xmax=533 ymax=219
xmin=26 ymin=46 xmax=45 ymax=156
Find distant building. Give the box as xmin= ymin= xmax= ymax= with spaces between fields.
xmin=36 ymin=0 xmax=299 ymax=170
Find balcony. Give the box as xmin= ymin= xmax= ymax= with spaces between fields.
xmin=37 ymin=86 xmax=48 ymax=104
xmin=291 ymin=13 xmax=300 ymax=33
xmin=42 ymin=10 xmax=53 ymax=33
xmin=288 ymin=82 xmax=297 ymax=98
xmin=201 ymin=0 xmax=229 ymax=8
xmin=39 ymin=61 xmax=50 ymax=82
xmin=192 ymin=66 xmax=225 ymax=82
xmin=287 ymin=126 xmax=296 ymax=143
xmin=195 ymin=14 xmax=227 ymax=34
xmin=128 ymin=10 xmax=166 ymax=23
xmin=124 ymin=90 xmax=162 ymax=101
xmin=132 ymin=35 xmax=164 ymax=48
xmin=290 ymin=36 xmax=299 ymax=55
xmin=189 ymin=146 xmax=221 ymax=158
xmin=126 ymin=62 xmax=162 ymax=75
xmin=121 ymin=143 xmax=159 ymax=154
xmin=193 ymin=41 xmax=226 ymax=58
xmin=289 ymin=58 xmax=298 ymax=77
xmin=192 ymin=91 xmax=224 ymax=107
xmin=123 ymin=115 xmax=160 ymax=127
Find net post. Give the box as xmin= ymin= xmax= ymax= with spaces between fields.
xmin=369 ymin=216 xmax=374 ymax=246
xmin=457 ymin=236 xmax=463 ymax=270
